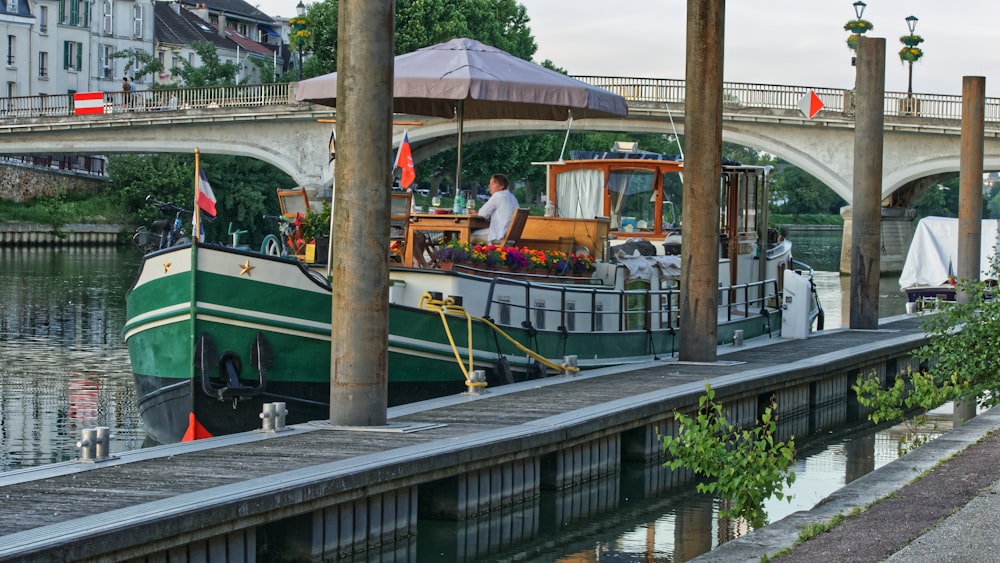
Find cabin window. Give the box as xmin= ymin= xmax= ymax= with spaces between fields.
xmin=533 ymin=300 xmax=546 ymax=330
xmin=497 ymin=295 xmax=510 ymax=325
xmin=625 ymin=280 xmax=650 ymax=330
xmin=608 ymin=169 xmax=655 ymax=232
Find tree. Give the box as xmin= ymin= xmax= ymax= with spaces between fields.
xmin=300 ymin=0 xmax=536 ymax=78
xmin=769 ymin=164 xmax=847 ymax=217
xmin=171 ymin=41 xmax=240 ymax=87
xmin=111 ymin=48 xmax=163 ymax=82
xmin=108 ymin=153 xmax=295 ymax=244
xmin=912 ymin=177 xmax=960 ymax=218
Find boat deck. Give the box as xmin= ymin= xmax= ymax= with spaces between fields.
xmin=0 ymin=315 xmax=929 ymax=560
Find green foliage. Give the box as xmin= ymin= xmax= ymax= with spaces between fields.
xmin=770 ymin=164 xmax=847 ymax=216
xmin=913 ymin=177 xmax=959 ymax=218
xmin=770 ymin=213 xmax=844 ymax=226
xmin=107 ymin=153 xmax=295 ymax=244
xmin=912 ymin=271 xmax=1000 ymax=410
xmin=171 ymin=41 xmax=240 ymax=87
xmin=660 ymin=384 xmax=797 ymax=528
xmin=300 ymin=201 xmax=331 ymax=241
xmin=300 ymin=0 xmax=535 ymax=79
xmin=111 ymin=48 xmax=163 ymax=81
xmin=853 ymin=368 xmax=959 ymax=454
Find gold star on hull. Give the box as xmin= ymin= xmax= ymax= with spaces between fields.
xmin=239 ymin=260 xmax=255 ymax=276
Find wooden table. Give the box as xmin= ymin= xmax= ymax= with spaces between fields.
xmin=403 ymin=213 xmax=489 ymax=267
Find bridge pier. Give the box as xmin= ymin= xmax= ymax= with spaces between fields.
xmin=839 ymin=206 xmax=916 ymax=275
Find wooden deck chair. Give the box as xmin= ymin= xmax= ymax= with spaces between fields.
xmin=276 ymin=188 xmax=310 ymax=257
xmin=495 ymin=207 xmax=529 ymax=246
xmin=390 ymin=192 xmax=412 ymax=260
xmin=276 ymin=187 xmax=310 ymax=219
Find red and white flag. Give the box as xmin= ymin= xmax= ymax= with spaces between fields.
xmin=394 ymin=132 xmax=416 ymax=189
xmin=73 ymin=92 xmax=104 ymax=115
xmin=797 ymin=90 xmax=824 ymax=119
xmin=197 ymin=168 xmax=217 ymax=217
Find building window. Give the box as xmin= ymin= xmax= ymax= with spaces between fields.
xmin=102 ymin=0 xmax=112 ymax=34
xmin=39 ymin=6 xmax=48 ymax=33
xmin=132 ymin=4 xmax=143 ymax=38
xmin=38 ymin=51 xmax=47 ymax=78
xmin=99 ymin=45 xmax=112 ymax=79
xmin=63 ymin=41 xmax=82 ymax=71
xmin=7 ymin=0 xmax=16 ymax=12
xmin=6 ymin=35 xmax=13 ymax=66
xmin=6 ymin=81 xmax=15 ymax=97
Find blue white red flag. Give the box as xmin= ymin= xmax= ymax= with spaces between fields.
xmin=394 ymin=132 xmax=416 ymax=189
xmin=197 ymin=168 xmax=217 ymax=216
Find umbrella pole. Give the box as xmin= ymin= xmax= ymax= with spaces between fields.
xmin=455 ymin=101 xmax=464 ymax=194
xmin=557 ymin=112 xmax=574 ymax=162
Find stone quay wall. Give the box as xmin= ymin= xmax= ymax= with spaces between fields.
xmin=0 ymin=223 xmax=123 ymax=246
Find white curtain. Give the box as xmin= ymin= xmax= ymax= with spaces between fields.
xmin=556 ymin=169 xmax=603 ymax=220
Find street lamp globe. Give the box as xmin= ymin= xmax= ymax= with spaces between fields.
xmin=296 ymin=0 xmax=305 ymax=16
xmin=853 ymin=1 xmax=866 ymax=19
xmin=905 ymin=14 xmax=918 ymax=34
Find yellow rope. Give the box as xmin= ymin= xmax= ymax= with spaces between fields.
xmin=418 ymin=292 xmax=580 ymax=382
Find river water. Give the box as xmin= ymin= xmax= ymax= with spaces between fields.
xmin=0 ymin=232 xmax=920 ymax=561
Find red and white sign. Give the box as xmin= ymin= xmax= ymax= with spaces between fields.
xmin=797 ymin=90 xmax=824 ymax=119
xmin=73 ymin=91 xmax=104 ymax=115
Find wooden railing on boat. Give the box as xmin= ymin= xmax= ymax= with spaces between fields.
xmin=519 ymin=216 xmax=611 ymax=260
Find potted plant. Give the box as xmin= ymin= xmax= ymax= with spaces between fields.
xmin=300 ymin=203 xmax=331 ymax=264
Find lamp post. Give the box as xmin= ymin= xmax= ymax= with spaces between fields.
xmin=845 ymin=1 xmax=870 ymax=66
xmin=293 ymin=1 xmax=306 ymax=81
xmin=902 ymin=15 xmax=920 ymax=97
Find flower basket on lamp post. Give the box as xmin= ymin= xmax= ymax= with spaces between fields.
xmin=844 ymin=19 xmax=873 ymax=35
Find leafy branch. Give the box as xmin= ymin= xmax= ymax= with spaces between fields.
xmin=660 ymin=384 xmax=796 ymax=529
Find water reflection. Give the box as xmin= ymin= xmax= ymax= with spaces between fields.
xmin=0 ymin=247 xmax=146 ymax=471
xmin=0 ymin=238 xmax=931 ymax=561
xmin=409 ymin=419 xmax=941 ymax=562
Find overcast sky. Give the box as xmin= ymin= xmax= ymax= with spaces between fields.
xmin=261 ymin=1 xmax=997 ymax=98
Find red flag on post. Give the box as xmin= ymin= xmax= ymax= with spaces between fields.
xmin=197 ymin=168 xmax=217 ymax=217
xmin=394 ymin=132 xmax=416 ymax=189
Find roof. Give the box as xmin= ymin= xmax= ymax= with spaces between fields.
xmin=155 ymin=2 xmax=236 ymax=50
xmin=176 ymin=0 xmax=275 ymax=25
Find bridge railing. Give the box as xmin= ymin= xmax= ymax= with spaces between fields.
xmin=1 ymin=77 xmax=997 ymax=127
xmin=0 ymin=83 xmax=293 ymax=119
xmin=577 ymin=76 xmax=1000 ymax=124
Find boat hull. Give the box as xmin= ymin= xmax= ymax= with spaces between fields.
xmin=125 ymin=244 xmax=786 ymax=444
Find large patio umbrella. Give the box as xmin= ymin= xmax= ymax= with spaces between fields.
xmin=295 ymin=37 xmax=629 ymax=190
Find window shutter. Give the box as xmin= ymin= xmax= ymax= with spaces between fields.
xmin=133 ymin=5 xmax=143 ymax=38
xmin=69 ymin=0 xmax=77 ymax=26
xmin=57 ymin=0 xmax=64 ymax=24
xmin=63 ymin=41 xmax=69 ymax=70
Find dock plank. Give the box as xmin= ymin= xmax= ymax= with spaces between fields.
xmin=0 ymin=316 xmax=930 ymax=556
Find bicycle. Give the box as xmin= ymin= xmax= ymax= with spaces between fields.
xmin=260 ymin=214 xmax=307 ymax=257
xmin=133 ymin=195 xmax=193 ymax=254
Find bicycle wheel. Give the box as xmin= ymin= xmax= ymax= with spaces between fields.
xmin=261 ymin=234 xmax=283 ymax=256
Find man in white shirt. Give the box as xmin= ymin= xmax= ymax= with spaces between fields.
xmin=472 ymin=173 xmax=518 ymax=243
